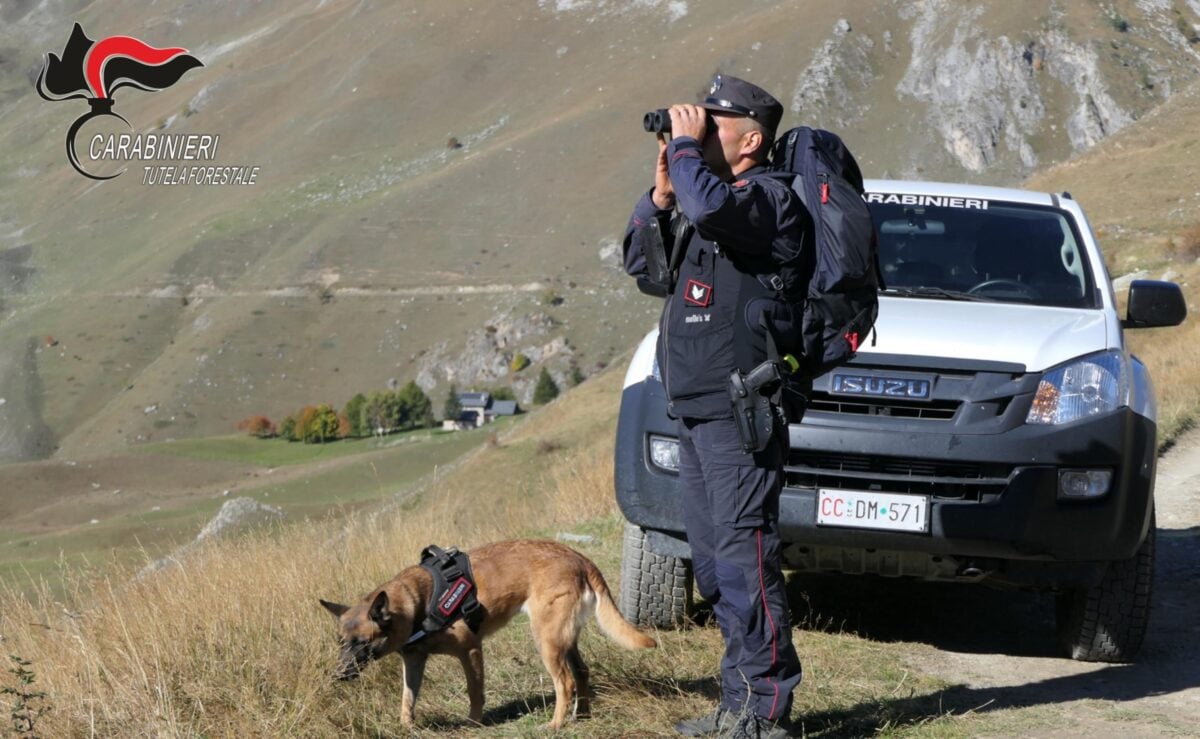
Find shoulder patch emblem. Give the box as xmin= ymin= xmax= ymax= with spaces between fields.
xmin=684 ymin=279 xmax=713 ymax=307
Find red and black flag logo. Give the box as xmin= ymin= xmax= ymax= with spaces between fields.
xmin=36 ymin=23 xmax=203 ymax=180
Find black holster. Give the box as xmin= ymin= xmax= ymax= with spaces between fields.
xmin=633 ymin=220 xmax=673 ymax=296
xmin=633 ymin=214 xmax=692 ymax=298
xmin=728 ymin=360 xmax=788 ymax=453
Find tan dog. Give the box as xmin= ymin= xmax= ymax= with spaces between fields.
xmin=319 ymin=539 xmax=656 ymax=729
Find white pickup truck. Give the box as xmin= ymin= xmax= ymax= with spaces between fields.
xmin=615 ymin=179 xmax=1187 ymax=662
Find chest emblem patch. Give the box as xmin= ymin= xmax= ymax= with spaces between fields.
xmin=684 ymin=279 xmax=713 ymax=307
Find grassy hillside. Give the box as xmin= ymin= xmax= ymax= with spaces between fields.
xmin=2 ymin=0 xmax=1199 ymax=462
xmin=0 ymin=423 xmax=504 ymax=590
xmin=0 ymin=362 xmax=1087 ymax=738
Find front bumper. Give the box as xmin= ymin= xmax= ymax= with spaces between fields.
xmin=779 ymin=407 xmax=1156 ymax=563
xmin=615 ymin=375 xmax=1156 ymax=573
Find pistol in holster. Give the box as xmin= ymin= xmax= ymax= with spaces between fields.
xmin=728 ymin=360 xmax=789 ymax=454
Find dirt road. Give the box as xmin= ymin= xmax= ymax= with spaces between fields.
xmin=921 ymin=435 xmax=1200 ymax=735
xmin=793 ymin=432 xmax=1200 ymax=736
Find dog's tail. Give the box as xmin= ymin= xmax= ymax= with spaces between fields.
xmin=586 ymin=562 xmax=657 ymax=650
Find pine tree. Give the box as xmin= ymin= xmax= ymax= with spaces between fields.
xmin=533 ymin=367 xmax=560 ymax=405
xmin=443 ymin=383 xmax=462 ymax=421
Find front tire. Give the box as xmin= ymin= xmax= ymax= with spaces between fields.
xmin=619 ymin=522 xmax=693 ymax=628
xmin=1055 ymin=512 xmax=1155 ymax=662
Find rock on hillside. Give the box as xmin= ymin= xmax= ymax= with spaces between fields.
xmin=415 ymin=309 xmax=574 ymax=404
xmin=139 ymin=497 xmax=284 ymax=576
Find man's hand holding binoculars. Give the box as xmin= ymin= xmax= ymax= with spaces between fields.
xmin=665 ymin=104 xmax=710 ymax=140
xmin=648 ymin=104 xmax=710 ymax=210
xmin=652 ymin=133 xmax=675 ymax=210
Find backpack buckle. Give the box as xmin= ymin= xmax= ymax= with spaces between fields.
xmin=768 ymin=274 xmax=785 ymax=293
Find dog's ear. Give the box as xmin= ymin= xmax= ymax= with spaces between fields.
xmin=368 ymin=590 xmax=390 ymax=626
xmin=319 ymin=599 xmax=350 ymax=618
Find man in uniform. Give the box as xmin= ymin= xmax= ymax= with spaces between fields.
xmin=622 ymin=75 xmax=809 ymax=739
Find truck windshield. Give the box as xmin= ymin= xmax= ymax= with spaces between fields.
xmin=866 ymin=197 xmax=1099 ymax=308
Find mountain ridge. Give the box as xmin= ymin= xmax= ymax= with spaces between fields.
xmin=1 ymin=0 xmax=1198 ymax=460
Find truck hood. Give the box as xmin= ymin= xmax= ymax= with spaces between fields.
xmin=862 ymin=297 xmax=1110 ymax=372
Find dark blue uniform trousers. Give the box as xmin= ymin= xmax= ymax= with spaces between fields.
xmin=677 ymin=415 xmax=802 ymax=722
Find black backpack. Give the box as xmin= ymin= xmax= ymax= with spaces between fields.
xmin=770 ymin=126 xmax=880 ymax=376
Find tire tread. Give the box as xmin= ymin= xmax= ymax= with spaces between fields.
xmin=619 ymin=522 xmax=692 ymax=628
xmin=1056 ymin=515 xmax=1155 ymax=662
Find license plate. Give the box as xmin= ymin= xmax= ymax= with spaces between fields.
xmin=816 ymin=489 xmax=930 ymax=533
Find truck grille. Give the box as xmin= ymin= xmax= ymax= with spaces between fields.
xmin=785 ymin=451 xmax=1014 ymax=502
xmin=806 ymin=392 xmax=961 ymax=420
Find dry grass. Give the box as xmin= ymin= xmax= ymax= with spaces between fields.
xmin=0 ymin=369 xmax=637 ymax=736
xmin=1126 ymin=284 xmax=1200 ymax=447
xmin=0 ymin=366 xmax=981 ymax=737
xmin=0 ymin=444 xmax=620 ymax=735
xmin=1169 ymin=223 xmax=1200 ymax=262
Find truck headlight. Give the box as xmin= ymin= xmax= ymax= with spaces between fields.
xmin=648 ymin=434 xmax=679 ymax=471
xmin=1027 ymin=350 xmax=1129 ymax=425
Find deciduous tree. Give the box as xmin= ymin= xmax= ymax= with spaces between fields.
xmin=278 ymin=415 xmax=297 ymax=442
xmin=343 ymin=393 xmax=367 ymax=437
xmin=398 ymin=381 xmax=434 ymax=429
xmin=490 ymin=386 xmax=516 ymax=401
xmin=361 ymin=391 xmax=401 ymax=436
xmin=236 ymin=415 xmax=275 ymax=438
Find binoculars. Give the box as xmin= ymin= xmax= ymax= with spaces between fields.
xmin=643 ymin=108 xmax=717 ymax=136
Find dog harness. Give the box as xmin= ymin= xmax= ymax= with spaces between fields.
xmin=405 ymin=545 xmax=484 ymax=645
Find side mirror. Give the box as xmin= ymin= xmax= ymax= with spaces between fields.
xmin=1122 ymin=280 xmax=1187 ymax=329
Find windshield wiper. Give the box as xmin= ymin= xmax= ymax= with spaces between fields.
xmin=883 ymin=286 xmax=993 ymax=302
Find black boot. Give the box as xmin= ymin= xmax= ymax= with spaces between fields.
xmin=720 ymin=714 xmax=794 ymax=739
xmin=674 ymin=706 xmax=734 ymax=736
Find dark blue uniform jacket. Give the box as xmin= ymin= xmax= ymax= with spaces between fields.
xmin=623 ymin=136 xmax=810 ymax=419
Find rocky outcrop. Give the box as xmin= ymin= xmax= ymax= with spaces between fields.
xmin=792 ymin=3 xmax=1198 ymax=178
xmin=792 ymin=19 xmax=878 ymax=129
xmin=895 ymin=5 xmax=1132 ymax=173
xmin=415 ymin=310 xmax=574 ymax=402
xmin=138 ymin=497 xmax=284 ymax=577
